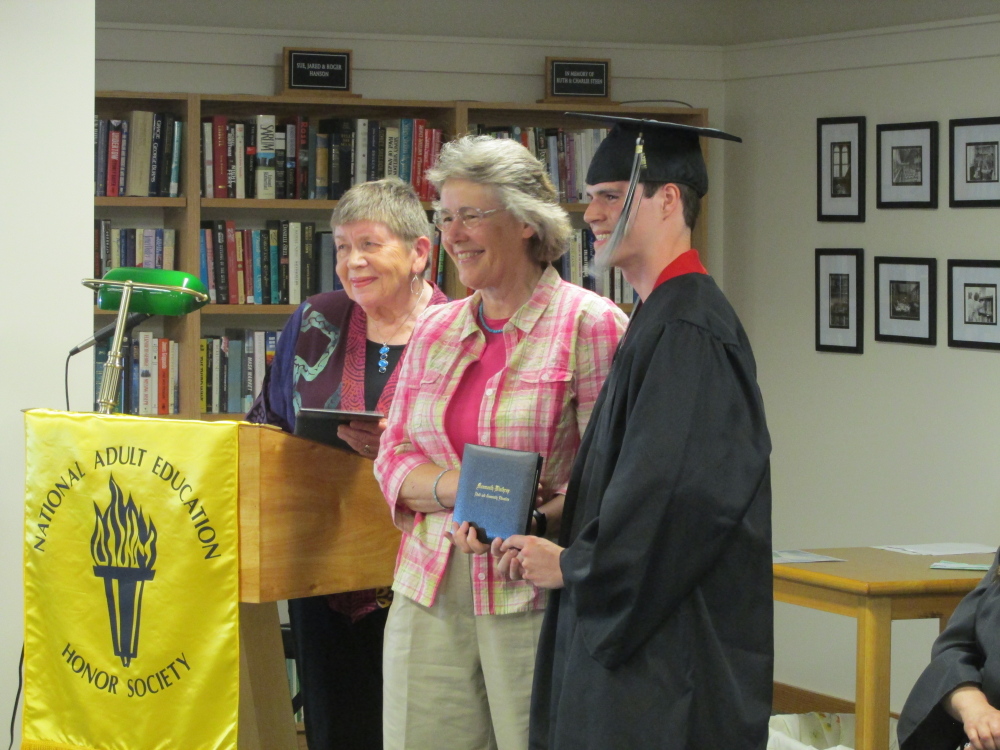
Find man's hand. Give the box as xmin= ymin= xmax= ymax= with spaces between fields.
xmin=497 ymin=535 xmax=564 ymax=589
xmin=337 ymin=418 xmax=386 ymax=460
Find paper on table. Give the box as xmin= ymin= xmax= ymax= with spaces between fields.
xmin=773 ymin=550 xmax=846 ymax=564
xmin=930 ymin=560 xmax=992 ymax=571
xmin=874 ymin=543 xmax=997 ymax=556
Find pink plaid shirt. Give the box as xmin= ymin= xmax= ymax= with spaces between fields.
xmin=374 ymin=266 xmax=628 ymax=614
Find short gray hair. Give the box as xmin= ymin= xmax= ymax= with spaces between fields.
xmin=330 ymin=177 xmax=432 ymax=245
xmin=427 ymin=135 xmax=572 ymax=264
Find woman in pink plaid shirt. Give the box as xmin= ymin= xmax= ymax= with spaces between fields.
xmin=374 ymin=135 xmax=627 ymax=750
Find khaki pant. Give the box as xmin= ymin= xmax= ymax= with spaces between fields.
xmin=382 ymin=552 xmax=545 ymax=750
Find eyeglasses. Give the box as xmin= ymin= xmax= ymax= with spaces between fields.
xmin=432 ymin=207 xmax=501 ymax=232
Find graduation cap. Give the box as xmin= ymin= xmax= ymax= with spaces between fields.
xmin=564 ymin=114 xmax=741 ymax=274
xmin=564 ymin=113 xmax=741 ymax=197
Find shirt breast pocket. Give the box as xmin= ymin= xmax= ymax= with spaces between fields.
xmin=502 ymin=367 xmax=575 ymax=428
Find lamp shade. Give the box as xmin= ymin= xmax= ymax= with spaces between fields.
xmin=95 ymin=268 xmax=209 ymax=316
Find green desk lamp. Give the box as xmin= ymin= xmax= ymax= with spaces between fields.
xmin=82 ymin=268 xmax=209 ymax=415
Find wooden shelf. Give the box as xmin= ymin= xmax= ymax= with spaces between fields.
xmin=201 ymin=304 xmax=300 ymax=316
xmin=95 ymin=197 xmax=186 ymax=208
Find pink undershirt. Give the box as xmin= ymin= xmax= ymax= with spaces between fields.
xmin=444 ymin=309 xmax=510 ymax=458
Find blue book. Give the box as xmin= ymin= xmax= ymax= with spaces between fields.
xmin=169 ymin=121 xmax=182 ymax=197
xmin=154 ymin=229 xmax=164 ymax=269
xmin=318 ymin=231 xmax=334 ymax=293
xmin=252 ymin=230 xmax=263 ymax=305
xmin=398 ymin=119 xmax=414 ymax=185
xmin=453 ymin=444 xmax=542 ymax=544
xmin=226 ymin=337 xmax=244 ymax=414
xmin=266 ymin=221 xmax=281 ymax=304
xmin=199 ymin=227 xmax=209 ymax=289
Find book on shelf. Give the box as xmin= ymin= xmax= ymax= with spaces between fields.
xmin=255 ymin=114 xmax=276 ymax=199
xmin=296 ymin=117 xmax=310 ymax=200
xmin=283 ymin=119 xmax=299 ymax=199
xmin=301 ymin=222 xmax=316 ymax=299
xmin=314 ymin=126 xmax=329 ymax=200
xmin=168 ymin=120 xmax=182 ymax=198
xmin=234 ymin=122 xmax=246 ymax=199
xmin=266 ymin=220 xmax=281 ymax=304
xmin=199 ymin=224 xmax=216 ymax=303
xmin=95 ymin=118 xmax=109 ymax=197
xmin=117 ymin=120 xmax=130 ymax=198
xmin=385 ymin=123 xmax=400 ymax=182
xmin=201 ymin=120 xmax=214 ymax=198
xmin=233 ymin=228 xmax=246 ymax=304
xmin=251 ymin=230 xmax=264 ymax=305
xmin=372 ymin=121 xmax=384 ymax=182
xmin=279 ymin=221 xmax=290 ymax=304
xmin=288 ymin=221 xmax=302 ymax=305
xmin=354 ymin=119 xmax=369 ymax=189
xmin=209 ymin=115 xmax=228 ymax=198
xmin=317 ymin=231 xmax=338 ymax=293
xmin=224 ymin=220 xmax=240 ymax=304
xmin=105 ymin=120 xmax=123 ymax=197
xmin=399 ymin=119 xmax=414 ymax=186
xmin=125 ymin=110 xmax=154 ymax=197
xmin=274 ymin=130 xmax=286 ymax=200
xmin=148 ymin=112 xmax=166 ymax=198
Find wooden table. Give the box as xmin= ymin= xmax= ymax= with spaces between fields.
xmin=773 ymin=547 xmax=995 ymax=750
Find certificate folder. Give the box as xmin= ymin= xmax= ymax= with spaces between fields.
xmin=294 ymin=408 xmax=383 ymax=451
xmin=453 ymin=444 xmax=542 ymax=543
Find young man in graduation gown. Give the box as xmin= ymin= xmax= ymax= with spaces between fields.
xmin=498 ymin=116 xmax=773 ymax=750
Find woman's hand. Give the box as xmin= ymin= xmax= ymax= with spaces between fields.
xmin=945 ymin=684 xmax=1000 ymax=750
xmin=338 ymin=418 xmax=387 ymax=460
xmin=497 ymin=535 xmax=564 ymax=589
xmin=447 ymin=521 xmax=491 ymax=555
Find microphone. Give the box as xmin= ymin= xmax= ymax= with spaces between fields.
xmin=69 ymin=312 xmax=153 ymax=356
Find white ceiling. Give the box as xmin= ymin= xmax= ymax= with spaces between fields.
xmin=95 ymin=0 xmax=1000 ymax=46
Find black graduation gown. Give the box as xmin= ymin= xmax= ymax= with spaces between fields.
xmin=898 ymin=549 xmax=1000 ymax=749
xmin=530 ymin=272 xmax=773 ymax=750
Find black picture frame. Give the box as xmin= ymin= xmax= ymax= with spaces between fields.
xmin=948 ymin=259 xmax=1000 ymax=350
xmin=816 ymin=248 xmax=864 ymax=353
xmin=874 ymin=257 xmax=937 ymax=345
xmin=876 ymin=122 xmax=938 ymax=209
xmin=949 ymin=117 xmax=1000 ymax=208
xmin=817 ymin=117 xmax=866 ymax=222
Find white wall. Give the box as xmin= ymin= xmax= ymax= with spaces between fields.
xmin=0 ymin=0 xmax=96 ymax=740
xmin=725 ymin=17 xmax=1000 ymax=709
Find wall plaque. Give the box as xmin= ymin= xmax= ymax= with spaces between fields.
xmin=283 ymin=48 xmax=354 ymax=95
xmin=544 ymin=57 xmax=611 ymax=102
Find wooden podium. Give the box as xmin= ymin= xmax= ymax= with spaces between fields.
xmin=235 ymin=423 xmax=400 ymax=749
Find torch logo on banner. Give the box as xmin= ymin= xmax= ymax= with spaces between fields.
xmin=91 ymin=475 xmax=158 ymax=668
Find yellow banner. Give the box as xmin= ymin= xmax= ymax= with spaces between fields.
xmin=23 ymin=410 xmax=240 ymax=750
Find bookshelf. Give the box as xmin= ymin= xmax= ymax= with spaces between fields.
xmin=95 ymin=91 xmax=709 ymax=419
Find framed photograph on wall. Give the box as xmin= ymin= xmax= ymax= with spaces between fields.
xmin=948 ymin=260 xmax=1000 ymax=350
xmin=874 ymin=257 xmax=936 ymax=345
xmin=817 ymin=116 xmax=866 ymax=222
xmin=816 ymin=249 xmax=864 ymax=353
xmin=876 ymin=122 xmax=938 ymax=209
xmin=949 ymin=117 xmax=1000 ymax=207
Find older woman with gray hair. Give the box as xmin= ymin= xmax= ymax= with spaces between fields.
xmin=374 ymin=136 xmax=627 ymax=750
xmin=248 ymin=176 xmax=447 ymax=750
